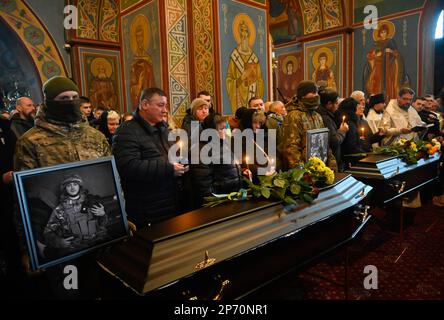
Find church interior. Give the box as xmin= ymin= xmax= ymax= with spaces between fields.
xmin=1 ymin=0 xmax=444 ymax=302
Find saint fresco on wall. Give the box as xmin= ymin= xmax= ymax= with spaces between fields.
xmin=353 ymin=15 xmax=418 ymax=100
xmin=363 ymin=21 xmax=409 ymax=100
xmin=122 ymin=0 xmax=161 ymax=111
xmin=226 ymin=13 xmax=264 ymax=114
xmin=311 ymin=47 xmax=337 ymax=90
xmin=277 ymin=52 xmax=302 ymax=100
xmin=219 ymin=1 xmax=268 ymax=115
xmin=304 ymin=35 xmax=342 ymax=95
xmin=77 ymin=47 xmax=124 ymax=112
xmin=269 ymin=0 xmax=303 ymax=45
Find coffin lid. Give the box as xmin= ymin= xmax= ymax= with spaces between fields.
xmin=97 ymin=173 xmax=372 ymax=295
xmin=345 ymin=153 xmax=440 ymax=179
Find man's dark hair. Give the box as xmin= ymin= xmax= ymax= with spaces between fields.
xmin=398 ymin=87 xmax=415 ymax=97
xmin=438 ymin=89 xmax=444 ymax=106
xmin=319 ymin=88 xmax=339 ymax=106
xmin=248 ymin=96 xmax=261 ymax=107
xmin=95 ymin=106 xmax=106 ymax=112
xmin=140 ymin=87 xmax=167 ymax=105
xmin=197 ymin=90 xmax=211 ymax=97
xmin=79 ymin=96 xmax=90 ymax=104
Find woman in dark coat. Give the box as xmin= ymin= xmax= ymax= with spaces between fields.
xmin=97 ymin=110 xmax=121 ymax=145
xmin=189 ymin=113 xmax=242 ymax=208
xmin=335 ymin=98 xmax=365 ymax=169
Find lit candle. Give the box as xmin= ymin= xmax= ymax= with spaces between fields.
xmin=178 ymin=141 xmax=183 ymax=159
xmin=342 ymin=115 xmax=346 ymax=124
xmin=360 ymin=127 xmax=365 ymax=139
xmin=245 ymin=156 xmax=250 ymax=171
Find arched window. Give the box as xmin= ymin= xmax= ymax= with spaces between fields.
xmin=436 ymin=10 xmax=443 ymax=39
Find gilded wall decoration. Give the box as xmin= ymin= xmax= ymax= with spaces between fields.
xmin=0 ymin=0 xmax=66 ymax=83
xmin=320 ymin=0 xmax=343 ymax=30
xmin=166 ymin=0 xmax=191 ymax=124
xmin=299 ymin=0 xmax=322 ymax=35
xmin=74 ymin=0 xmax=119 ymax=43
xmin=120 ymin=0 xmax=144 ymax=12
xmin=192 ymin=0 xmax=215 ymax=99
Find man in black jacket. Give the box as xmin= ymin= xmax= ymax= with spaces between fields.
xmin=113 ymin=87 xmax=189 ymax=228
xmin=10 ymin=97 xmax=35 ymax=139
xmin=317 ymin=88 xmax=348 ymax=170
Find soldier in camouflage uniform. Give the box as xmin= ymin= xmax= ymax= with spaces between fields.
xmin=282 ymin=80 xmax=337 ymax=171
xmin=43 ymin=175 xmax=108 ymax=259
xmin=14 ymin=76 xmax=111 ymax=171
xmin=12 ymin=77 xmax=111 ymax=297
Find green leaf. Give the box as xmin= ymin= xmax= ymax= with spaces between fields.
xmin=301 ymin=193 xmax=314 ymax=203
xmin=284 ymin=196 xmax=298 ymax=206
xmin=261 ymin=187 xmax=271 ymax=199
xmin=273 ymin=178 xmax=286 ymax=188
xmin=271 ymin=187 xmax=286 ymax=200
xmin=258 ymin=175 xmax=273 ymax=187
xmin=252 ymin=186 xmax=262 ymax=198
xmin=243 ymin=176 xmax=254 ymax=187
xmin=299 ymin=181 xmax=312 ymax=191
xmin=290 ymin=184 xmax=301 ymax=195
xmin=290 ymin=169 xmax=305 ymax=182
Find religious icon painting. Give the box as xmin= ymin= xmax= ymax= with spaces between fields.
xmin=121 ymin=0 xmax=162 ymax=112
xmin=353 ymin=14 xmax=419 ymax=101
xmin=303 ymin=35 xmax=343 ymax=96
xmin=277 ymin=52 xmax=303 ymax=101
xmin=13 ymin=157 xmax=129 ymax=270
xmin=217 ymin=0 xmax=269 ymax=115
xmin=74 ymin=46 xmax=125 ymax=113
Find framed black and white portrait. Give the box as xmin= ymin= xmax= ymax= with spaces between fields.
xmin=306 ymin=128 xmax=329 ymax=164
xmin=13 ymin=157 xmax=129 ymax=270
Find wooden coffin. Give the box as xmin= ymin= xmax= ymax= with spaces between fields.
xmin=97 ymin=173 xmax=372 ymax=299
xmin=345 ymin=153 xmax=440 ymax=205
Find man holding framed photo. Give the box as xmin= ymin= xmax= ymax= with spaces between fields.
xmin=13 ymin=76 xmax=111 ymax=298
xmin=282 ymin=80 xmax=337 ymax=171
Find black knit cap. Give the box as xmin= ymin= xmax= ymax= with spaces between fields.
xmin=368 ymin=93 xmax=385 ymax=109
xmin=297 ymin=80 xmax=318 ymax=99
xmin=43 ymin=76 xmax=79 ymax=101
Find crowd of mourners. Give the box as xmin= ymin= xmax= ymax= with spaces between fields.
xmin=1 ymin=76 xmax=444 ymax=298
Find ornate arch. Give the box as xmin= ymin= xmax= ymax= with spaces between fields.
xmin=0 ymin=0 xmax=67 ymax=84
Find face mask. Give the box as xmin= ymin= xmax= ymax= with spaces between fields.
xmin=45 ymin=99 xmax=82 ymax=123
xmin=300 ymin=96 xmax=321 ymax=110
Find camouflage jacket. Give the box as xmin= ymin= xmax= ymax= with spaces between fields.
xmin=14 ymin=108 xmax=111 ymax=171
xmin=282 ymin=101 xmax=337 ymax=171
